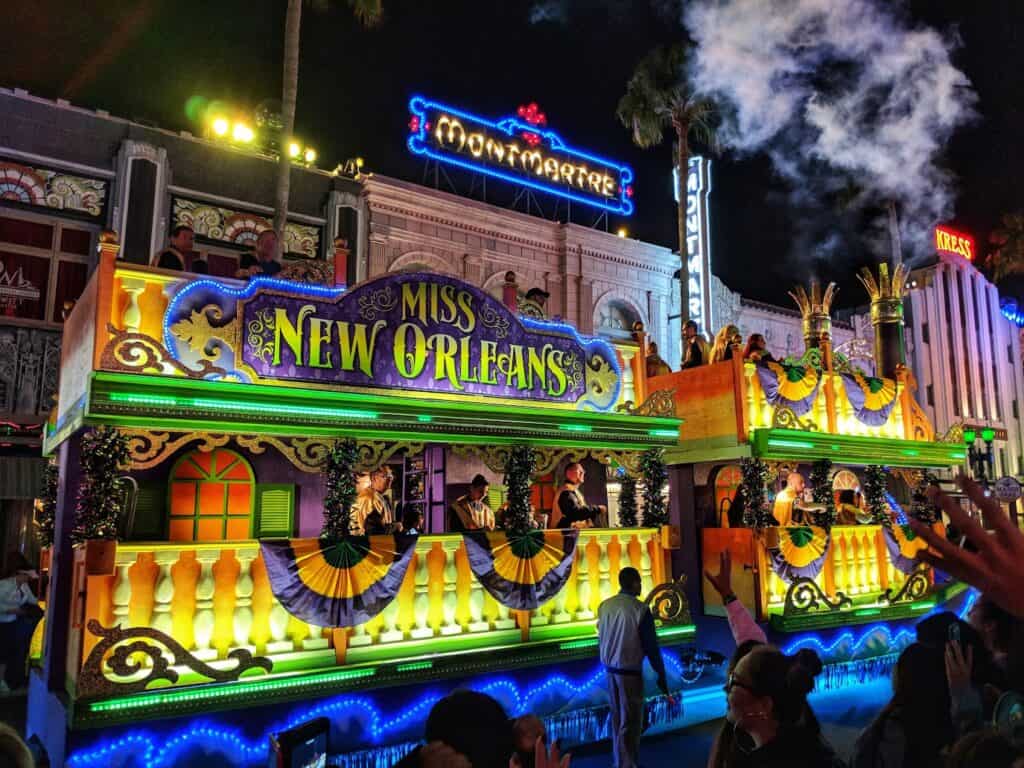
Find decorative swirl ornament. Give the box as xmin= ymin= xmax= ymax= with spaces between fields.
xmin=246 ymin=308 xmax=277 ymax=364
xmin=479 ymin=303 xmax=511 ymax=339
xmin=771 ymin=405 xmax=819 ymax=432
xmin=100 ymin=325 xmax=227 ymax=379
xmin=77 ymin=620 xmax=273 ymax=698
xmin=782 ymin=577 xmax=852 ymax=617
xmin=357 ymin=285 xmax=398 ymax=320
xmin=615 ymin=388 xmax=677 ymax=418
xmin=882 ymin=565 xmax=931 ymax=605
xmin=644 ymin=576 xmax=692 ymax=625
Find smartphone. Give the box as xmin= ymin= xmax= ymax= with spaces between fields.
xmin=947 ymin=622 xmax=961 ymax=649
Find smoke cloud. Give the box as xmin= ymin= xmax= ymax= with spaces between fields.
xmin=684 ymin=0 xmax=976 ymax=262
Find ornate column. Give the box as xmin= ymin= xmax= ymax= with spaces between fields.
xmin=858 ymin=263 xmax=910 ymax=379
xmin=192 ymin=550 xmax=219 ymax=660
xmin=410 ymin=549 xmax=434 ymax=639
xmin=233 ymin=547 xmax=257 ymax=650
xmin=267 ymin=603 xmax=293 ymax=654
xmin=111 ymin=559 xmax=132 ymax=630
xmin=574 ymin=542 xmax=594 ymax=620
xmin=597 ymin=533 xmax=613 ymax=603
xmin=440 ymin=540 xmax=462 ymax=636
xmin=378 ymin=593 xmax=403 ymax=643
xmin=151 ymin=550 xmax=177 ymax=639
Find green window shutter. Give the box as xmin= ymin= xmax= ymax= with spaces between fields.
xmin=132 ymin=481 xmax=166 ymax=540
xmin=255 ymin=484 xmax=295 ymax=539
xmin=486 ymin=484 xmax=507 ymax=512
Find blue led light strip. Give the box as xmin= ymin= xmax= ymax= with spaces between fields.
xmin=408 ymin=96 xmax=634 ymax=216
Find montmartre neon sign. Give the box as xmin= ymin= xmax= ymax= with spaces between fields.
xmin=407 ymin=96 xmax=634 ymax=216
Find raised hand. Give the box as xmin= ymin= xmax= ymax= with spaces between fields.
xmin=420 ymin=741 xmax=471 ymax=768
xmin=910 ymin=475 xmax=1024 ymax=618
xmin=945 ymin=640 xmax=973 ymax=696
xmin=704 ymin=549 xmax=733 ymax=599
xmin=511 ymin=736 xmax=570 ymax=768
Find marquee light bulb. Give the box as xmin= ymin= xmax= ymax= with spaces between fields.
xmin=232 ymin=123 xmax=254 ymax=143
xmin=617 ymin=228 xmax=627 ymax=238
xmin=304 ymin=147 xmax=317 ymax=164
xmin=212 ymin=117 xmax=230 ymax=137
xmin=288 ymin=142 xmax=301 ymax=158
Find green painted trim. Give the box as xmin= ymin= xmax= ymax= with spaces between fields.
xmin=751 ymin=429 xmax=964 ymax=469
xmin=663 ymin=436 xmax=750 ymax=465
xmin=72 ymin=620 xmax=696 ymax=729
xmin=81 ymin=372 xmax=682 ymax=451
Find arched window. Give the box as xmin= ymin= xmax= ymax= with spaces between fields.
xmin=595 ymin=298 xmax=643 ymax=340
xmin=167 ymin=449 xmax=255 ymax=541
xmin=713 ymin=465 xmax=743 ymax=527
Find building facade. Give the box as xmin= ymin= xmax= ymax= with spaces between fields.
xmin=906 ymin=252 xmax=1024 ymax=480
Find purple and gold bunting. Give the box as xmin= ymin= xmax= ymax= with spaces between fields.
xmin=840 ymin=372 xmax=899 ymax=427
xmin=463 ymin=529 xmax=578 ymax=611
xmin=768 ymin=525 xmax=830 ymax=582
xmin=755 ymin=361 xmax=821 ymax=416
xmin=260 ymin=535 xmax=417 ymax=628
xmin=883 ymin=522 xmax=944 ymax=574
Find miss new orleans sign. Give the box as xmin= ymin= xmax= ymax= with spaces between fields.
xmin=164 ymin=272 xmax=621 ymax=411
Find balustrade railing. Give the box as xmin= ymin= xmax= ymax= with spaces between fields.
xmin=74 ymin=529 xmax=666 ymax=696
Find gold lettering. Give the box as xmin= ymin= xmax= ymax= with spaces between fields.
xmin=467 ymin=133 xmax=485 ymax=157
xmin=309 ymin=317 xmax=333 ymax=368
xmin=480 ymin=340 xmax=498 ymax=384
xmin=528 ymin=345 xmax=549 ymax=391
xmin=439 ymin=285 xmax=458 ymax=324
xmin=521 ymin=150 xmax=544 ymax=175
xmin=401 ymin=282 xmax=428 ymax=324
xmin=436 ymin=115 xmax=466 ymax=151
xmin=429 ymin=334 xmax=462 ymax=390
xmin=560 ymin=163 xmax=576 ymax=186
xmin=506 ymin=143 xmax=522 ymax=168
xmin=588 ymin=171 xmax=603 ymax=193
xmin=548 ymin=349 xmax=568 ymax=396
xmin=336 ymin=319 xmax=385 ymax=377
xmin=456 ymin=290 xmax=476 ymax=332
xmin=485 ymin=138 xmax=506 ymax=164
xmin=394 ymin=322 xmax=427 ymax=379
xmin=272 ymin=304 xmax=314 ymax=366
xmin=602 ymin=175 xmax=617 ymax=197
xmin=506 ymin=345 xmax=528 ymax=389
xmin=544 ymin=157 xmax=560 ymax=181
xmin=458 ymin=335 xmax=478 ymax=383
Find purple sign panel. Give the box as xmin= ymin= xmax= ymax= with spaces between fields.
xmin=230 ymin=273 xmax=620 ymax=410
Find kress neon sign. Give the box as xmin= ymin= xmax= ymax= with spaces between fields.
xmin=407 ymin=96 xmax=634 ymax=216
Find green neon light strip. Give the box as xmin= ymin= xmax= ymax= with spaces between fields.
xmin=656 ymin=624 xmax=697 ymax=637
xmin=949 ymin=452 xmax=966 ymax=459
xmin=767 ymin=438 xmax=816 ymax=450
xmin=901 ymin=449 xmax=920 ymax=457
xmin=649 ymin=429 xmax=680 ymax=438
xmin=911 ymin=600 xmax=936 ymax=611
xmin=559 ymin=424 xmax=593 ymax=433
xmin=558 ymin=638 xmax=599 ymax=651
xmin=416 ymin=415 xmax=433 ymax=422
xmin=87 ymin=666 xmax=376 ymax=713
xmin=854 ymin=608 xmax=881 ymax=617
xmin=108 ymin=392 xmax=379 ymax=421
xmin=395 ymin=660 xmax=434 ymax=672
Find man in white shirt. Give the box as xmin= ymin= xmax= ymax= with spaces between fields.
xmin=0 ymin=554 xmax=42 ymax=694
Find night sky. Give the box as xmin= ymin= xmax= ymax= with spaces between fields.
xmin=5 ymin=0 xmax=1022 ymax=308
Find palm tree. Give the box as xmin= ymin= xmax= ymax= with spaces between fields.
xmin=987 ymin=211 xmax=1024 ymax=282
xmin=617 ymin=44 xmax=718 ymax=347
xmin=272 ymin=0 xmax=382 ymax=259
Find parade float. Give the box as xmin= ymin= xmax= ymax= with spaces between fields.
xmin=650 ymin=266 xmax=970 ymax=682
xmin=29 ymin=235 xmax=697 ymax=768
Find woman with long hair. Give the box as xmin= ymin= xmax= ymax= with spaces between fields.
xmin=711 ymin=325 xmax=743 ymax=364
xmin=853 ymin=643 xmax=953 ymax=767
xmin=742 ymin=334 xmax=775 ymax=363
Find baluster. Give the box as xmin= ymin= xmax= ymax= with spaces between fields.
xmin=846 ymin=532 xmax=857 ymax=595
xmin=192 ymin=550 xmax=218 ymax=660
xmin=597 ymin=534 xmax=612 ymax=602
xmin=304 ymin=622 xmax=329 ymax=650
xmin=151 ymin=551 xmax=177 ymax=639
xmin=551 ymin=578 xmax=571 ymax=624
xmin=121 ymin=278 xmax=146 ymax=332
xmin=575 ymin=542 xmax=594 ymax=620
xmin=861 ymin=530 xmax=875 ymax=593
xmin=267 ymin=603 xmax=294 ymax=654
xmin=111 ymin=560 xmax=132 ymax=629
xmin=410 ymin=548 xmax=434 ymax=638
xmin=468 ymin=570 xmax=490 ymax=632
xmin=494 ymin=599 xmax=515 ymax=630
xmin=232 ymin=547 xmax=256 ymax=649
xmin=440 ymin=540 xmax=462 ymax=636
xmin=639 ymin=536 xmax=653 ymax=596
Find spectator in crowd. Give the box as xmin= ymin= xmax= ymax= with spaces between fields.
xmin=705 ymin=549 xmax=768 ymax=648
xmin=598 ymin=567 xmax=671 ymax=768
xmin=0 ymin=551 xmax=42 ymax=694
xmin=968 ymin=596 xmax=1017 ymax=675
xmin=723 ymin=645 xmax=838 ymax=767
xmin=710 ymin=325 xmax=743 ymax=364
xmin=945 ymin=729 xmax=1023 ymax=768
xmin=511 ymin=714 xmax=548 ymax=768
xmin=0 ymin=723 xmax=34 ymax=768
xmin=853 ymin=642 xmax=953 ymax=768
xmin=238 ymin=229 xmax=283 ymax=277
xmin=743 ymin=334 xmax=775 ymax=363
xmin=152 ymin=225 xmax=207 ymax=273
xmin=645 ymin=341 xmax=672 ymax=377
xmin=682 ymin=320 xmax=711 ymax=369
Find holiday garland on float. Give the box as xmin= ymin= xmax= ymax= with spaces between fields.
xmin=71 ymin=427 xmax=130 ymax=544
xmin=504 ymin=444 xmax=536 ymax=535
xmin=809 ymin=459 xmax=837 ymax=528
xmin=640 ymin=448 xmax=668 ymax=527
xmin=36 ymin=458 xmax=58 ymax=548
xmin=617 ymin=468 xmax=639 ymax=528
xmin=740 ymin=457 xmax=773 ymax=528
xmin=864 ymin=465 xmax=890 ymax=528
xmin=322 ymin=438 xmax=360 ymax=539
xmin=909 ymin=471 xmax=941 ymax=525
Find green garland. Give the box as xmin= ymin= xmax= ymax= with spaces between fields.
xmin=910 ymin=471 xmax=941 ymax=525
xmin=36 ymin=458 xmax=59 ymax=548
xmin=864 ymin=465 xmax=890 ymax=528
xmin=322 ymin=438 xmax=360 ymax=539
xmin=617 ymin=470 xmax=639 ymax=527
xmin=71 ymin=427 xmax=130 ymax=544
xmin=640 ymin=448 xmax=668 ymax=527
xmin=809 ymin=459 xmax=836 ymax=528
xmin=504 ymin=444 xmax=536 ymax=535
xmin=740 ymin=457 xmax=773 ymax=528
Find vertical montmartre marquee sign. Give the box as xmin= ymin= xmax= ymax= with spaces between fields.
xmin=674 ymin=156 xmax=713 ymax=334
xmin=407 ymin=96 xmax=634 ymax=216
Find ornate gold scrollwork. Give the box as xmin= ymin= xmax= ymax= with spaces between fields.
xmin=451 ymin=445 xmax=643 ymax=477
xmin=883 ymin=566 xmax=931 ymax=606
xmin=771 ymin=406 xmax=819 ymax=432
xmin=644 ymin=576 xmax=692 ymax=625
xmin=119 ymin=430 xmax=230 ymax=470
xmin=782 ymin=577 xmax=853 ymax=617
xmin=235 ymin=435 xmax=336 ymax=473
xmin=354 ymin=441 xmax=424 ymax=472
xmin=615 ymin=388 xmax=677 ymax=418
xmin=77 ymin=620 xmax=272 ymax=699
xmin=940 ymin=423 xmax=965 ymax=445
xmin=100 ymin=325 xmax=227 ymax=379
